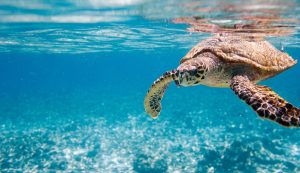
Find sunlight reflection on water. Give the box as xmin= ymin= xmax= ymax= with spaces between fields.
xmin=0 ymin=0 xmax=300 ymax=53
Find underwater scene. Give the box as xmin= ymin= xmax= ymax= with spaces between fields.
xmin=0 ymin=0 xmax=300 ymax=172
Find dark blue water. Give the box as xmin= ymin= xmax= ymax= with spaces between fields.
xmin=1 ymin=0 xmax=300 ymax=172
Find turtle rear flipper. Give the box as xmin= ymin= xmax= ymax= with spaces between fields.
xmin=144 ymin=70 xmax=178 ymax=118
xmin=230 ymin=75 xmax=300 ymax=127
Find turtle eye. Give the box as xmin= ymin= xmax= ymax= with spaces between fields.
xmin=189 ymin=69 xmax=198 ymax=76
xmin=179 ymin=71 xmax=185 ymax=78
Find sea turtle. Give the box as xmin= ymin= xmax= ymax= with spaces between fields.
xmin=144 ymin=35 xmax=300 ymax=127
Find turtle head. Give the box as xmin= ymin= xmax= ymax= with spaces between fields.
xmin=176 ymin=58 xmax=207 ymax=87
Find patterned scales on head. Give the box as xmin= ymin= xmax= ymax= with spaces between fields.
xmin=144 ymin=35 xmax=300 ymax=127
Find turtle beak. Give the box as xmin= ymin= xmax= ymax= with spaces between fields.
xmin=175 ymin=79 xmax=180 ymax=86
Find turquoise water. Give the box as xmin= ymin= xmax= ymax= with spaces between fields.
xmin=0 ymin=0 xmax=300 ymax=172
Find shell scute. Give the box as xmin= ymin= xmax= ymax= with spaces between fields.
xmin=181 ymin=35 xmax=297 ymax=71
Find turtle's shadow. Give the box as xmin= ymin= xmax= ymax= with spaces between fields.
xmin=196 ymin=140 xmax=256 ymax=173
xmin=132 ymin=154 xmax=168 ymax=173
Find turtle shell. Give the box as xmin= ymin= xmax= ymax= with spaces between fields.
xmin=180 ymin=35 xmax=297 ymax=72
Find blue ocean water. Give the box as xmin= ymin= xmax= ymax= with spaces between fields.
xmin=0 ymin=0 xmax=300 ymax=172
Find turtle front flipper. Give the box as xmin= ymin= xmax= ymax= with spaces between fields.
xmin=144 ymin=70 xmax=178 ymax=118
xmin=230 ymin=75 xmax=300 ymax=127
